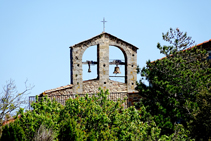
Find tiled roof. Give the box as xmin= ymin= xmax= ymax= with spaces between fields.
xmin=39 ymin=78 xmax=99 ymax=95
xmin=39 ymin=79 xmax=128 ymax=96
xmin=2 ymin=115 xmax=21 ymax=126
xmin=39 ymin=84 xmax=73 ymax=96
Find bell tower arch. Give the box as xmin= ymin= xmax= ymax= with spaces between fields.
xmin=70 ymin=32 xmax=138 ymax=94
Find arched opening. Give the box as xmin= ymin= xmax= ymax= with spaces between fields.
xmin=109 ymin=46 xmax=126 ymax=83
xmin=82 ymin=45 xmax=97 ymax=81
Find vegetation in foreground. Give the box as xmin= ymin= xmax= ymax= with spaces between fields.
xmin=1 ymin=88 xmax=191 ymax=141
xmin=0 ymin=79 xmax=33 ymax=138
xmin=136 ymin=28 xmax=211 ymax=140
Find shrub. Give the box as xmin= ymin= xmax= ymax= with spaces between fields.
xmin=1 ymin=89 xmax=193 ymax=140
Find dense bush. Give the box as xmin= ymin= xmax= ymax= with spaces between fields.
xmin=1 ymin=121 xmax=26 ymax=141
xmin=58 ymin=89 xmax=163 ymax=140
xmin=188 ymin=87 xmax=211 ymax=140
xmin=1 ymin=88 xmax=193 ymax=140
xmin=1 ymin=96 xmax=62 ymax=141
xmin=136 ymin=28 xmax=211 ymax=139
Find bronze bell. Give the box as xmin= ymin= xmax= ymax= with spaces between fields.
xmin=113 ymin=66 xmax=121 ymax=74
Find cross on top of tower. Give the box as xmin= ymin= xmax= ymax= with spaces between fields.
xmin=101 ymin=17 xmax=107 ymax=32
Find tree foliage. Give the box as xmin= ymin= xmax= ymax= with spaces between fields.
xmin=0 ymin=79 xmax=33 ymax=137
xmin=188 ymin=87 xmax=211 ymax=140
xmin=1 ymin=95 xmax=62 ymax=141
xmin=1 ymin=89 xmax=192 ymax=140
xmin=58 ymin=89 xmax=162 ymax=140
xmin=158 ymin=28 xmax=195 ymax=55
xmin=136 ymin=28 xmax=211 ymax=138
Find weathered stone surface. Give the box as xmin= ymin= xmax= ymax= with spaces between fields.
xmin=70 ymin=32 xmax=138 ymax=93
xmin=39 ymin=32 xmax=139 ymax=108
xmin=83 ymin=79 xmax=127 ymax=94
xmin=42 ymin=79 xmax=128 ymax=96
xmin=40 ymin=79 xmax=130 ymax=108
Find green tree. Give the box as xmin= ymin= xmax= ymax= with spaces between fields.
xmin=188 ymin=87 xmax=211 ymax=140
xmin=58 ymin=88 xmax=192 ymax=140
xmin=1 ymin=89 xmax=192 ymax=140
xmin=58 ymin=89 xmax=158 ymax=140
xmin=136 ymin=28 xmax=211 ymax=136
xmin=0 ymin=79 xmax=33 ymax=137
xmin=1 ymin=96 xmax=62 ymax=141
xmin=1 ymin=121 xmax=26 ymax=141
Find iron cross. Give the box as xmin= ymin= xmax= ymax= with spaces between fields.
xmin=101 ymin=17 xmax=107 ymax=32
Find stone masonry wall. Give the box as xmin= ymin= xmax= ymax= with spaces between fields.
xmin=43 ymin=79 xmax=127 ymax=96
xmin=40 ymin=80 xmax=129 ymax=107
xmin=83 ymin=79 xmax=127 ymax=94
xmin=70 ymin=32 xmax=138 ymax=94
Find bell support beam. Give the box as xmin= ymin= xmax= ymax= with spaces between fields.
xmin=109 ymin=76 xmax=125 ymax=77
xmin=82 ymin=61 xmax=125 ymax=65
xmin=82 ymin=61 xmax=97 ymax=64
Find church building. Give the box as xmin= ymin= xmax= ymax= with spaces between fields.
xmin=35 ymin=32 xmax=141 ymax=107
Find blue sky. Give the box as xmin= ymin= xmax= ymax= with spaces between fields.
xmin=0 ymin=0 xmax=211 ymax=97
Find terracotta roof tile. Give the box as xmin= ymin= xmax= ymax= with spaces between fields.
xmin=2 ymin=115 xmax=21 ymax=126
xmin=39 ymin=79 xmax=127 ymax=96
xmin=40 ymin=84 xmax=73 ymax=95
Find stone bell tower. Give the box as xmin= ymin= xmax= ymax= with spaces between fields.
xmin=70 ymin=32 xmax=138 ymax=94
